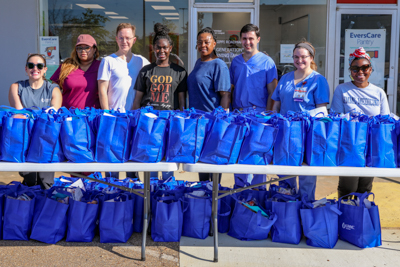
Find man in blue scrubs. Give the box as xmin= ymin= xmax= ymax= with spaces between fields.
xmin=230 ymin=24 xmax=278 ymax=188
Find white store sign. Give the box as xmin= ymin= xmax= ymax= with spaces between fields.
xmin=39 ymin=36 xmax=59 ymax=65
xmin=344 ymin=29 xmax=386 ymax=89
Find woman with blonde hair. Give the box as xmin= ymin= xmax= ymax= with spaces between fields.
xmin=272 ymin=40 xmax=330 ymax=201
xmin=51 ymin=34 xmax=101 ymax=109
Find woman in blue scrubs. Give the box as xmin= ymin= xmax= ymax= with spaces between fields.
xmin=272 ymin=40 xmax=330 ymax=200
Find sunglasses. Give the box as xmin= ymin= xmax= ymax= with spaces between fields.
xmin=26 ymin=62 xmax=45 ymax=70
xmin=349 ymin=65 xmax=371 ymax=73
xmin=76 ymin=46 xmax=92 ymax=52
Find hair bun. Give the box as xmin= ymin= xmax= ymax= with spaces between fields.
xmin=154 ymin=23 xmax=170 ymax=36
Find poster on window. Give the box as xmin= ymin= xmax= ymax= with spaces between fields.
xmin=280 ymin=44 xmax=295 ymax=63
xmin=39 ymin=36 xmax=59 ymax=65
xmin=344 ymin=29 xmax=386 ymax=89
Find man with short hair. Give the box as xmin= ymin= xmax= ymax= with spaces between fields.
xmin=98 ymin=23 xmax=149 ymax=179
xmin=230 ymin=24 xmax=278 ymax=188
xmin=98 ymin=22 xmax=150 ymax=112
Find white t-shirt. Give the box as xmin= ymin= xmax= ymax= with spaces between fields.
xmin=330 ymin=82 xmax=390 ymax=116
xmin=97 ymin=53 xmax=150 ymax=112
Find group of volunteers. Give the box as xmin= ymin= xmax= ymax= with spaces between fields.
xmin=8 ymin=22 xmax=389 ymax=199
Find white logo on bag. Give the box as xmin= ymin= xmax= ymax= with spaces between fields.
xmin=342 ymin=223 xmax=355 ymax=230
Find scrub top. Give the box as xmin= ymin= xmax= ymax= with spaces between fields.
xmin=230 ymin=52 xmax=278 ymax=109
xmin=271 ymin=70 xmax=330 ymax=115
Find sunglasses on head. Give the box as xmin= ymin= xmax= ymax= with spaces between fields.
xmin=26 ymin=62 xmax=45 ymax=70
xmin=349 ymin=64 xmax=371 ymax=73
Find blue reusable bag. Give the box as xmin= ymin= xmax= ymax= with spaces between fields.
xmin=338 ymin=192 xmax=382 ymax=248
xmin=273 ymin=114 xmax=308 ymax=166
xmin=228 ymin=193 xmax=277 ymax=241
xmin=238 ymin=118 xmax=278 ymax=165
xmin=30 ymin=188 xmax=69 ymax=244
xmin=166 ymin=110 xmax=210 ymax=163
xmin=26 ymin=111 xmax=65 ymax=163
xmin=59 ymin=108 xmax=95 ymax=163
xmin=300 ymin=196 xmax=342 ymax=248
xmin=218 ymin=186 xmax=234 ymax=234
xmin=0 ymin=110 xmax=35 ymax=162
xmin=338 ymin=115 xmax=368 ymax=167
xmin=366 ymin=115 xmax=397 ymax=168
xmin=130 ymin=109 xmax=168 ymax=163
xmin=66 ymin=191 xmax=101 ymax=242
xmin=200 ymin=114 xmax=249 ymax=165
xmin=99 ymin=193 xmax=134 ymax=243
xmin=95 ymin=110 xmax=132 ymax=163
xmin=305 ymin=116 xmax=341 ymax=166
xmin=182 ymin=190 xmax=212 ymax=239
xmin=2 ymin=189 xmax=36 ymax=240
xmin=151 ymin=192 xmax=184 ymax=242
xmin=266 ymin=194 xmax=302 ymax=244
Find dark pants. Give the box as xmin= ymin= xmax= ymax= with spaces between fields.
xmin=199 ymin=173 xmax=221 ymax=184
xmin=108 ymin=172 xmax=139 ymax=179
xmin=338 ymin=176 xmax=374 ymax=199
xmin=19 ymin=172 xmax=54 ymax=189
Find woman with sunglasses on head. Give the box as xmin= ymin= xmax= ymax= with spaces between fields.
xmin=331 ymin=47 xmax=390 ymax=198
xmin=187 ymin=27 xmax=230 ymax=183
xmin=51 ymin=34 xmax=101 ymax=109
xmin=8 ymin=53 xmax=62 ymax=189
xmin=272 ymin=40 xmax=330 ymax=201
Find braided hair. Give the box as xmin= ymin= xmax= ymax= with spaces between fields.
xmin=153 ymin=23 xmax=173 ymax=46
xmin=197 ymin=27 xmax=217 ymax=56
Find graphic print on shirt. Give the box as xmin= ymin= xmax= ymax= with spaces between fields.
xmin=343 ymin=96 xmax=379 ymax=106
xmin=293 ymin=81 xmax=307 ymax=102
xmin=149 ymin=75 xmax=173 ymax=109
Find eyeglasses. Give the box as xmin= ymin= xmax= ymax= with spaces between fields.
xmin=76 ymin=46 xmax=92 ymax=53
xmin=292 ymin=55 xmax=311 ymax=60
xmin=349 ymin=65 xmax=371 ymax=73
xmin=26 ymin=62 xmax=45 ymax=70
xmin=118 ymin=37 xmax=135 ymax=42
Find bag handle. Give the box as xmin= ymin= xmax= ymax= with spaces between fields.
xmin=338 ymin=191 xmax=374 ymax=209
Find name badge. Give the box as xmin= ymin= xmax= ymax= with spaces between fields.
xmin=293 ymin=81 xmax=307 ymax=102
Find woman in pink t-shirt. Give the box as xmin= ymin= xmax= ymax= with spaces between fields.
xmin=51 ymin=34 xmax=101 ymax=109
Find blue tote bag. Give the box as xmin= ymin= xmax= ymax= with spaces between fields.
xmin=273 ymin=114 xmax=308 ymax=166
xmin=238 ymin=118 xmax=278 ymax=165
xmin=2 ymin=189 xmax=36 ymax=240
xmin=300 ymin=197 xmax=342 ymax=248
xmin=59 ymin=108 xmax=95 ymax=163
xmin=66 ymin=191 xmax=101 ymax=242
xmin=266 ymin=194 xmax=302 ymax=244
xmin=228 ymin=193 xmax=277 ymax=241
xmin=99 ymin=193 xmax=134 ymax=243
xmin=367 ymin=115 xmax=397 ymax=168
xmin=218 ymin=186 xmax=234 ymax=234
xmin=166 ymin=111 xmax=210 ymax=163
xmin=95 ymin=111 xmax=132 ymax=163
xmin=130 ymin=109 xmax=168 ymax=163
xmin=305 ymin=116 xmax=341 ymax=166
xmin=0 ymin=110 xmax=35 ymax=162
xmin=200 ymin=114 xmax=249 ymax=165
xmin=151 ymin=193 xmax=184 ymax=242
xmin=30 ymin=188 xmax=69 ymax=244
xmin=338 ymin=192 xmax=382 ymax=248
xmin=26 ymin=111 xmax=65 ymax=163
xmin=338 ymin=115 xmax=368 ymax=167
xmin=182 ymin=190 xmax=212 ymax=239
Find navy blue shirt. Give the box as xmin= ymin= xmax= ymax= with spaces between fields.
xmin=188 ymin=58 xmax=230 ymax=112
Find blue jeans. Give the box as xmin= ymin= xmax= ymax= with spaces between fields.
xmin=150 ymin=171 xmax=174 ymax=180
xmin=234 ymin=174 xmax=266 ymax=190
xmin=279 ymin=175 xmax=316 ymax=201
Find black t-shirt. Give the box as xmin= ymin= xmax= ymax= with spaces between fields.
xmin=134 ymin=62 xmax=187 ymax=110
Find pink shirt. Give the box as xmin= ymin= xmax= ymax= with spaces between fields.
xmin=51 ymin=60 xmax=101 ymax=109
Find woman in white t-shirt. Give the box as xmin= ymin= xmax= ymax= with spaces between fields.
xmin=331 ymin=47 xmax=390 ymax=198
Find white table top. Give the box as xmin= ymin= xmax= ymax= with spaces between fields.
xmin=182 ymin=163 xmax=400 ymax=178
xmin=0 ymin=162 xmax=179 ymax=172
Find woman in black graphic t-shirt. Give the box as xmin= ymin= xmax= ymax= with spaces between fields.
xmin=132 ymin=23 xmax=187 ymax=110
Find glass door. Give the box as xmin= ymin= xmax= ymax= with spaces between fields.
xmin=189 ymin=8 xmax=255 ymax=71
xmin=334 ymin=9 xmax=398 ymax=112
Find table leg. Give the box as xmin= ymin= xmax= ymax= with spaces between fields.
xmin=141 ymin=171 xmax=151 ymax=261
xmin=212 ymin=173 xmax=219 ymax=263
